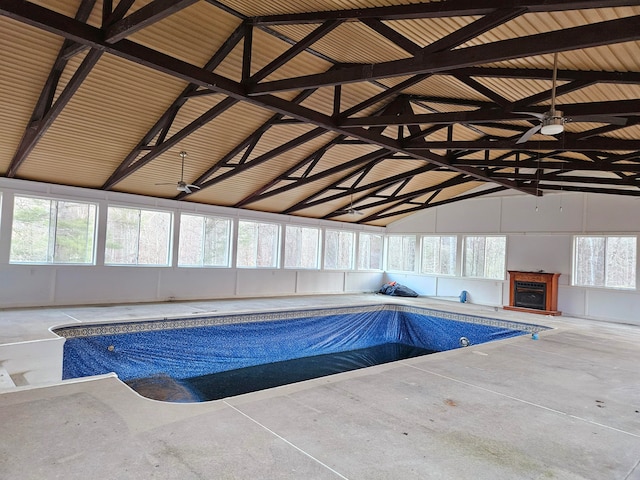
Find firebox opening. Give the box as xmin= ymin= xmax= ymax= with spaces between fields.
xmin=514 ymin=281 xmax=547 ymax=310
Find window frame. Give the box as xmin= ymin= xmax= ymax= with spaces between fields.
xmin=357 ymin=232 xmax=384 ymax=271
xmin=236 ymin=219 xmax=281 ymax=269
xmin=104 ymin=204 xmax=173 ymax=266
xmin=420 ymin=235 xmax=458 ymax=276
xmin=572 ymin=234 xmax=637 ymax=290
xmin=385 ymin=234 xmax=417 ymax=272
xmin=462 ymin=235 xmax=507 ymax=280
xmin=177 ymin=212 xmax=232 ymax=268
xmin=9 ymin=194 xmax=98 ymax=265
xmin=284 ymin=224 xmax=321 ymax=269
xmin=324 ymin=229 xmax=355 ymax=270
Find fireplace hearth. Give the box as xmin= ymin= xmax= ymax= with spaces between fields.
xmin=504 ymin=271 xmax=561 ymax=315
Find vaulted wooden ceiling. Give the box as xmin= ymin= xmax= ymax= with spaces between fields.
xmin=1 ymin=0 xmax=639 ymax=226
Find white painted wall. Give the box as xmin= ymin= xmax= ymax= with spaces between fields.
xmin=0 ymin=178 xmax=384 ymax=309
xmin=2 ymin=177 xmax=638 ymax=325
xmin=387 ymin=190 xmax=640 ymax=325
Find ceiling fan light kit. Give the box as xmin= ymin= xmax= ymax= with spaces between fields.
xmin=540 ymin=111 xmax=565 ymax=135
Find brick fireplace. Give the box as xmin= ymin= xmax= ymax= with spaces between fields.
xmin=504 ymin=271 xmax=561 ymax=315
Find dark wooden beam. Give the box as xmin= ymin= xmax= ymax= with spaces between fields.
xmin=250 ymin=0 xmax=638 ymax=25
xmin=249 ymin=15 xmax=640 ymax=94
xmin=408 ymin=138 xmax=640 ymax=152
xmin=250 ymin=19 xmax=341 ymax=83
xmin=7 ymin=48 xmax=103 ymax=177
xmin=175 ymin=89 xmax=317 ymax=198
xmin=350 ymin=174 xmax=474 ymax=221
xmin=360 ymin=18 xmax=422 ymax=56
xmin=449 ymin=159 xmax=640 ymax=172
xmin=0 ymin=1 xmax=542 ymax=196
xmin=235 ymin=135 xmax=346 ymax=207
xmin=192 ymin=127 xmax=328 ymax=191
xmin=287 ymin=163 xmax=439 ymax=214
xmin=103 ymin=97 xmax=238 ymax=188
xmin=103 ymin=22 xmax=247 ymax=189
xmin=105 ymin=0 xmax=197 ymax=43
xmin=539 ymin=183 xmax=640 ymax=196
xmin=359 ymin=186 xmax=507 ymax=222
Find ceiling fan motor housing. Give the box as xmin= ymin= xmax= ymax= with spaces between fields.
xmin=540 ymin=109 xmax=565 ymax=135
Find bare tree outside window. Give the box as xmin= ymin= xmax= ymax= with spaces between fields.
xmin=237 ymin=220 xmax=279 ymax=268
xmin=105 ymin=206 xmax=171 ymax=265
xmin=284 ymin=225 xmax=320 ymax=269
xmin=386 ymin=235 xmax=416 ymax=272
xmin=574 ymin=236 xmax=636 ymax=289
xmin=421 ymin=236 xmax=457 ymax=275
xmin=463 ymin=236 xmax=506 ymax=279
xmin=325 ymin=230 xmax=355 ymax=270
xmin=178 ymin=214 xmax=231 ymax=267
xmin=358 ymin=233 xmax=383 ymax=270
xmin=10 ymin=196 xmax=96 ymax=264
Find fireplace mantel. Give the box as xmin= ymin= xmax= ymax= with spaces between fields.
xmin=504 ymin=271 xmax=561 ymax=316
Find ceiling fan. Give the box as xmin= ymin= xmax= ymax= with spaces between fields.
xmin=336 ymin=193 xmax=364 ymax=216
xmin=515 ymin=52 xmax=627 ymax=144
xmin=156 ymin=151 xmax=201 ymax=194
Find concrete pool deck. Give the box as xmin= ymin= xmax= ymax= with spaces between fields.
xmin=1 ymin=294 xmax=639 ymax=479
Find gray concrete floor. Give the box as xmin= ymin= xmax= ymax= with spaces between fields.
xmin=1 ymin=295 xmax=640 ymax=479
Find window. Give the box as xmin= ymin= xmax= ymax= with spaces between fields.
xmin=421 ymin=236 xmax=457 ymax=275
xmin=324 ymin=230 xmax=355 ymax=270
xmin=105 ymin=206 xmax=172 ymax=265
xmin=178 ymin=214 xmax=231 ymax=267
xmin=284 ymin=225 xmax=320 ymax=269
xmin=463 ymin=236 xmax=506 ymax=279
xmin=358 ymin=233 xmax=383 ymax=270
xmin=236 ymin=220 xmax=280 ymax=268
xmin=386 ymin=235 xmax=416 ymax=272
xmin=10 ymin=195 xmax=96 ymax=264
xmin=573 ymin=236 xmax=636 ymax=289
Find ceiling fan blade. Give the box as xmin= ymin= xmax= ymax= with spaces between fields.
xmin=568 ymin=115 xmax=628 ymax=126
xmin=516 ymin=124 xmax=541 ymax=144
xmin=514 ymin=111 xmax=546 ymax=120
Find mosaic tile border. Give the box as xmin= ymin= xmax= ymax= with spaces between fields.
xmin=53 ymin=304 xmax=548 ymax=339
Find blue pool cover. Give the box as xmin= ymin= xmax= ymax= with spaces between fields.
xmin=59 ymin=306 xmax=540 ymax=385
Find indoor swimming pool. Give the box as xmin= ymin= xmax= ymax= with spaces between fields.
xmin=54 ymin=304 xmax=546 ymax=402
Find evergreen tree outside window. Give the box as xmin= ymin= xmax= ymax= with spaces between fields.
xmin=10 ymin=196 xmax=96 ymax=264
xmin=236 ymin=220 xmax=280 ymax=268
xmin=573 ymin=236 xmax=636 ymax=289
xmin=178 ymin=214 xmax=231 ymax=267
xmin=105 ymin=206 xmax=171 ymax=265
xmin=358 ymin=233 xmax=383 ymax=270
xmin=284 ymin=225 xmax=321 ymax=269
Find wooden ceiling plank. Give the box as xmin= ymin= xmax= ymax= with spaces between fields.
xmin=349 ymin=174 xmax=472 ymax=221
xmin=105 ymin=0 xmax=198 ymax=43
xmin=192 ymin=127 xmax=327 ymax=191
xmin=409 ymin=138 xmax=640 ymax=152
xmin=362 ymin=186 xmax=507 ymax=222
xmin=360 ymin=18 xmax=422 ymax=56
xmin=105 ymin=97 xmax=239 ymax=187
xmin=250 ymin=0 xmax=638 ymax=25
xmin=251 ymin=19 xmax=342 ymax=84
xmin=103 ymin=22 xmax=246 ymax=189
xmin=7 ymin=48 xmax=103 ymax=177
xmin=176 ymin=89 xmax=316 ymax=198
xmin=234 ymin=135 xmax=346 ymax=207
xmin=250 ymin=15 xmax=640 ymax=94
